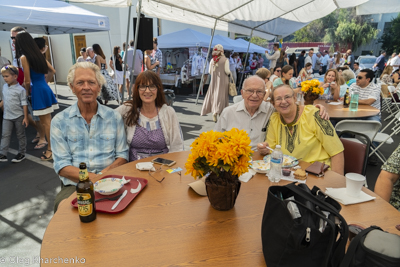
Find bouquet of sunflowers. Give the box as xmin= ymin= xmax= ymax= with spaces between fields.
xmin=300 ymin=79 xmax=324 ymax=96
xmin=185 ymin=128 xmax=253 ymax=181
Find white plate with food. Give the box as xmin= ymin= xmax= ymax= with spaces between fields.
xmin=263 ymin=154 xmax=299 ymax=168
xmin=251 ymin=160 xmax=270 ymax=173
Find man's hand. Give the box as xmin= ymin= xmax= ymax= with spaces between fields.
xmin=315 ymin=104 xmax=330 ymax=120
xmin=22 ymin=117 xmax=29 ymax=128
xmin=257 ymin=142 xmax=271 ymax=156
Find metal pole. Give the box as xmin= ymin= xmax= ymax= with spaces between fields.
xmin=47 ymin=36 xmax=58 ymax=99
xmin=108 ymin=31 xmax=120 ymax=104
xmin=195 ymin=19 xmax=218 ymax=105
xmin=128 ymin=0 xmax=142 ymax=101
xmin=121 ymin=4 xmax=132 ymax=104
xmin=238 ymin=29 xmax=254 ymax=91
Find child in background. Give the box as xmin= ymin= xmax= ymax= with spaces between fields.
xmin=0 ymin=65 xmax=28 ymax=163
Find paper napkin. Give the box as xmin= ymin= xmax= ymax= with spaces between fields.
xmin=136 ymin=162 xmax=156 ymax=171
xmin=325 ymin=188 xmax=376 ymax=205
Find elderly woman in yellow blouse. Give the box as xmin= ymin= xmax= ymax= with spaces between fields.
xmin=257 ymin=84 xmax=345 ymax=175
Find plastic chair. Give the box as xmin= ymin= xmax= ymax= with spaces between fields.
xmin=338 ymin=131 xmax=370 ymax=176
xmin=335 ymin=120 xmax=387 ymax=163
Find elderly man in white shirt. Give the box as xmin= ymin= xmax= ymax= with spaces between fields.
xmin=215 ymin=76 xmax=329 ymax=151
xmin=265 ymin=43 xmax=280 ymax=69
xmin=390 ymin=54 xmax=400 ymax=72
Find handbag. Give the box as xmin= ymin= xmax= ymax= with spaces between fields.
xmin=229 ymin=75 xmax=237 ymax=96
xmin=340 ymin=226 xmax=400 ymax=267
xmin=306 ymin=161 xmax=329 ymax=177
xmin=262 ymin=183 xmax=348 ymax=267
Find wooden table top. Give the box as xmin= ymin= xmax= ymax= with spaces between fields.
xmin=314 ymin=99 xmax=380 ymax=119
xmin=40 ymin=151 xmax=400 ymax=266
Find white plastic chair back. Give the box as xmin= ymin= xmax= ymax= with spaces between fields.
xmin=335 ymin=120 xmax=381 ymax=142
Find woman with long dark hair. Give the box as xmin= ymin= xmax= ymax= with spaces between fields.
xmin=116 ymin=71 xmax=184 ymax=162
xmin=15 ymin=31 xmax=58 ymax=160
xmin=109 ymin=46 xmax=125 ymax=96
xmin=92 ymin=43 xmax=119 ymax=104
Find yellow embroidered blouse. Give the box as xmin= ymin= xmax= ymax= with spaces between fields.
xmin=265 ymin=105 xmax=344 ymax=166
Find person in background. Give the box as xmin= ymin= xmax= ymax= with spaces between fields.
xmin=289 ymin=53 xmax=297 ymax=76
xmin=116 ymin=71 xmax=184 ymax=162
xmin=342 ymin=69 xmax=356 ymax=87
xmin=76 ymin=47 xmax=88 ymax=63
xmin=0 ymin=65 xmax=28 ymax=163
xmin=229 ymin=52 xmax=238 ymax=85
xmin=297 ymin=50 xmax=306 ymax=76
xmin=144 ymin=49 xmax=159 ymax=71
xmin=387 ymin=53 xmax=396 ymax=66
xmin=298 ymin=62 xmax=313 ymax=81
xmin=390 ymin=54 xmax=400 ymax=73
xmin=258 ymin=84 xmax=344 ymax=175
xmin=200 ymin=44 xmax=230 ymax=122
xmin=51 ymin=62 xmax=128 ymax=212
xmin=109 ymin=46 xmax=124 ymax=96
xmin=276 ymin=50 xmax=288 ymax=68
xmin=375 ymin=143 xmax=400 ymax=211
xmin=320 ymin=50 xmax=330 ymax=75
xmin=347 ymin=49 xmax=355 ymax=70
xmin=313 ymin=52 xmax=322 ymax=74
xmin=373 ymin=50 xmax=387 ymax=84
xmin=349 ymin=69 xmax=381 ymax=122
xmin=92 ymin=43 xmax=119 ymax=105
xmin=343 ymin=53 xmax=349 ymax=66
xmin=257 ymin=54 xmax=264 ymax=69
xmin=304 ymin=48 xmax=314 ymax=69
xmin=152 ymin=37 xmax=162 ymax=76
xmin=10 ymin=26 xmax=25 ymax=85
xmin=264 ymin=43 xmax=280 ymax=69
xmin=380 ymin=66 xmax=393 ymax=84
xmin=269 ymin=66 xmax=282 ymax=83
xmin=319 ymin=69 xmax=346 ymax=101
xmin=0 ymin=46 xmax=11 ymax=108
xmin=353 ymin=62 xmax=360 ymax=76
xmin=329 ymin=52 xmax=344 ymax=69
xmin=255 ymin=68 xmax=273 ymax=101
xmin=273 ymin=65 xmax=297 ymax=89
xmin=125 ymin=40 xmax=143 ymax=93
xmin=15 ymin=31 xmax=58 ymax=161
xmin=121 ymin=42 xmax=126 ymax=59
xmin=86 ymin=47 xmax=96 ymax=64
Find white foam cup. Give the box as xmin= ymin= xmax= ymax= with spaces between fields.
xmin=345 ymin=173 xmax=366 ymax=197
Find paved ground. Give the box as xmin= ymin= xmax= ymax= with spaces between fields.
xmin=0 ymin=84 xmax=399 ymax=266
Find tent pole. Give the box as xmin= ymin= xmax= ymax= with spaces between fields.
xmin=108 ymin=31 xmax=120 ymax=104
xmin=195 ymin=19 xmax=217 ymax=105
xmin=128 ymin=0 xmax=142 ymax=101
xmin=47 ymin=36 xmax=58 ymax=99
xmin=239 ymin=29 xmax=254 ymax=91
xmin=121 ymin=4 xmax=132 ymax=104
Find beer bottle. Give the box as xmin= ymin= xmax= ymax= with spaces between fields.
xmin=343 ymin=89 xmax=350 ymax=108
xmin=76 ymin=162 xmax=96 ymax=223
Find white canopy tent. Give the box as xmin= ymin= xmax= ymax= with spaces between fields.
xmin=234 ymin=38 xmax=266 ymax=54
xmin=213 ymin=35 xmax=252 ymax=53
xmin=69 ymin=0 xmax=369 ymax=102
xmin=0 ymin=0 xmax=111 ymax=98
xmin=356 ymin=0 xmax=400 ymax=15
xmin=157 ymin=28 xmax=235 ymax=51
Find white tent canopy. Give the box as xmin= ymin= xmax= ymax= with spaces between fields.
xmin=0 ymin=0 xmax=110 ymax=34
xmin=356 ymin=0 xmax=400 ymax=15
xmin=157 ymin=28 xmax=235 ymax=50
xmin=213 ymin=35 xmax=251 ymax=53
xmin=234 ymin=38 xmax=266 ymax=54
xmin=69 ymin=0 xmax=368 ymax=39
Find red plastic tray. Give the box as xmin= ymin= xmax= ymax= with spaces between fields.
xmin=71 ymin=175 xmax=148 ymax=214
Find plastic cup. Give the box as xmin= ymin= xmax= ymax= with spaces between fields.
xmin=345 ymin=173 xmax=365 ymax=197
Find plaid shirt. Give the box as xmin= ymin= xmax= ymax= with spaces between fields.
xmin=152 ymin=48 xmax=163 ymax=69
xmin=51 ymin=102 xmax=128 ymax=186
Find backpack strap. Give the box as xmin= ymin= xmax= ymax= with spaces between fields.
xmin=340 ymin=226 xmax=382 ymax=267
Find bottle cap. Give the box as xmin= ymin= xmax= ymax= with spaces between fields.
xmin=79 ymin=162 xmax=87 ymax=169
xmin=276 ymin=145 xmax=281 ymax=149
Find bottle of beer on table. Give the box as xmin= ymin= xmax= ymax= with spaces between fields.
xmin=343 ymin=89 xmax=350 ymax=108
xmin=76 ymin=162 xmax=96 ymax=223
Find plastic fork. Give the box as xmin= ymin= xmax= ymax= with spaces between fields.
xmin=95 ymin=193 xmax=123 ymax=202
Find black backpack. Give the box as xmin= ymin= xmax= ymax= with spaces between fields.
xmin=340 ymin=226 xmax=400 ymax=267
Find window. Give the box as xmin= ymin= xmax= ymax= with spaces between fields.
xmin=383 ymin=22 xmax=392 ymax=33
xmin=369 ymin=22 xmax=378 ymax=29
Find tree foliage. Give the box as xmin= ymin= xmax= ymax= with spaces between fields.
xmin=249 ymin=36 xmax=268 ymax=47
xmin=379 ymin=13 xmax=400 ymax=54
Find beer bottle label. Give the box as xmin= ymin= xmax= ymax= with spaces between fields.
xmin=79 ymin=169 xmax=88 ymax=181
xmin=77 ymin=193 xmax=94 ymax=216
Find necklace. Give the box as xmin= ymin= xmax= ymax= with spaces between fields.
xmin=280 ymin=105 xmax=299 ymax=131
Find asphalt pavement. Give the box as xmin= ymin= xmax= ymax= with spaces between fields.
xmin=0 ymin=84 xmax=398 ymax=266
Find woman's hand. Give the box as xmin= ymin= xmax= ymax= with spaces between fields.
xmin=314 ymin=104 xmax=330 ymax=120
xmin=322 ymin=83 xmax=330 ymax=88
xmin=257 ymin=142 xmax=271 ymax=155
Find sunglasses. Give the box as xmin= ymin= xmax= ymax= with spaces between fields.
xmin=276 ymin=70 xmax=282 ymax=72
xmin=10 ymin=37 xmax=15 ymax=40
xmin=356 ymin=76 xmax=364 ymax=80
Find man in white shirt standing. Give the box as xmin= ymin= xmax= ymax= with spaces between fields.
xmin=321 ymin=50 xmax=330 ymax=74
xmin=304 ymin=49 xmax=314 ymax=68
xmin=390 ymin=54 xmax=400 ymax=73
xmin=264 ymin=43 xmax=280 ymax=69
xmin=124 ymin=40 xmax=143 ymax=88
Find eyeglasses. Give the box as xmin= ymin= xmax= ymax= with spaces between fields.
xmin=243 ymin=89 xmax=266 ymax=96
xmin=138 ymin=84 xmax=157 ymax=91
xmin=148 ymin=166 xmax=165 ymax=183
xmin=275 ymin=94 xmax=294 ymax=103
xmin=3 ymin=65 xmax=18 ymax=75
xmin=276 ymin=70 xmax=282 ymax=72
xmin=10 ymin=37 xmax=15 ymax=40
xmin=356 ymin=76 xmax=364 ymax=80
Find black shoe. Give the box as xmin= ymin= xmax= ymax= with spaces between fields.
xmin=0 ymin=154 xmax=7 ymax=162
xmin=11 ymin=153 xmax=25 ymax=163
xmin=367 ymin=154 xmax=379 ymax=166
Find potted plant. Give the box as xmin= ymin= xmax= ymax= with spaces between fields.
xmin=301 ymin=79 xmax=324 ymax=105
xmin=185 ymin=128 xmax=253 ymax=211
